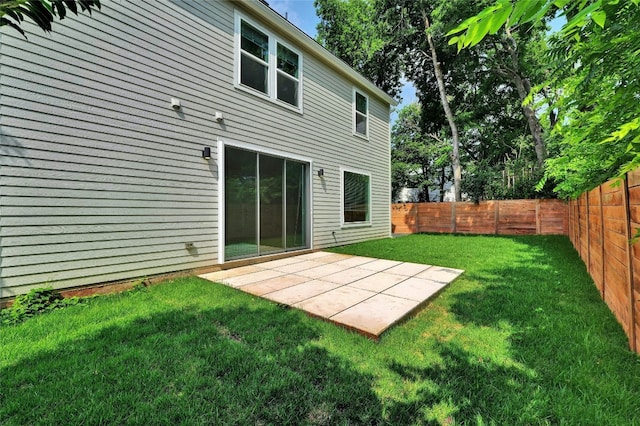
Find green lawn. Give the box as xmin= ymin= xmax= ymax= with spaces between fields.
xmin=2 ymin=234 xmax=640 ymax=424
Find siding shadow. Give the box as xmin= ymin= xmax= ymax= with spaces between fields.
xmin=0 ymin=133 xmax=29 ymax=164
xmin=0 ymin=133 xmax=30 ymax=299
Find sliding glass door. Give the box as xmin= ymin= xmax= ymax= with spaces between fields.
xmin=259 ymin=155 xmax=284 ymax=254
xmin=225 ymin=146 xmax=308 ymax=260
xmin=286 ymin=160 xmax=306 ymax=250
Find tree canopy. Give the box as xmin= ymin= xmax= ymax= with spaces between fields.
xmin=316 ymin=0 xmax=550 ymax=201
xmin=449 ymin=0 xmax=640 ymax=197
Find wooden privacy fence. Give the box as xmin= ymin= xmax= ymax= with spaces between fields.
xmin=392 ymin=199 xmax=568 ymax=235
xmin=568 ymin=170 xmax=640 ymax=353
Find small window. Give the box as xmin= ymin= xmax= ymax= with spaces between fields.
xmin=342 ymin=169 xmax=371 ymax=225
xmin=353 ymin=90 xmax=369 ymax=137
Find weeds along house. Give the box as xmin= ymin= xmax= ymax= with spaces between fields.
xmin=0 ymin=0 xmax=396 ymax=298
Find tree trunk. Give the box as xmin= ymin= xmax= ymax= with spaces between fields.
xmin=439 ymin=167 xmax=446 ymax=202
xmin=504 ymin=28 xmax=546 ymax=168
xmin=425 ymin=14 xmax=462 ymax=201
xmin=514 ymin=77 xmax=546 ymax=167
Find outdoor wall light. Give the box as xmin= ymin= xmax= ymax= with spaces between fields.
xmin=318 ymin=168 xmax=324 ymax=177
xmin=202 ymin=147 xmax=211 ymax=160
xmin=171 ymin=98 xmax=181 ymax=110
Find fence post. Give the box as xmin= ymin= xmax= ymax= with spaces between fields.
xmin=599 ymin=186 xmax=605 ymax=299
xmin=576 ymin=196 xmax=582 ymax=257
xmin=622 ymin=175 xmax=637 ymax=352
xmin=572 ymin=198 xmax=580 ymax=252
xmin=451 ymin=202 xmax=457 ymax=233
xmin=536 ymin=199 xmax=541 ymax=234
xmin=568 ymin=199 xmax=573 ymax=244
xmin=586 ymin=191 xmax=590 ymax=276
xmin=494 ymin=200 xmax=500 ymax=234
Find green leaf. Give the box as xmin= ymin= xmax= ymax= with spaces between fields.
xmin=591 ymin=10 xmax=606 ymax=28
xmin=488 ymin=5 xmax=511 ymax=34
xmin=563 ymin=1 xmax=602 ymax=33
xmin=465 ymin=21 xmax=485 ymax=48
xmin=510 ymin=0 xmax=534 ymax=22
xmin=0 ymin=16 xmax=26 ymax=38
xmin=520 ymin=0 xmax=549 ymax=23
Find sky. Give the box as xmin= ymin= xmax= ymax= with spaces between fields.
xmin=268 ymin=0 xmax=417 ymax=122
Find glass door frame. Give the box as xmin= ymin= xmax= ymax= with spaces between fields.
xmin=217 ymin=139 xmax=313 ymax=264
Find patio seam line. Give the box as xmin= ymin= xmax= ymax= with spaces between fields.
xmin=347 ymin=275 xmax=411 ymax=293
xmin=260 ymin=263 xmax=389 ymax=306
xmin=228 ymin=263 xmax=442 ymax=294
xmin=326 ymin=291 xmax=399 ymax=320
xmin=295 ymin=266 xmax=435 ymax=318
xmin=304 ymin=288 xmax=380 ymax=319
xmin=258 ymin=263 xmax=432 ymax=298
xmin=260 ymin=276 xmax=353 ymax=304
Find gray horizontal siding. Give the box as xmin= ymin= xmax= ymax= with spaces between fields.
xmin=0 ymin=0 xmax=391 ymax=297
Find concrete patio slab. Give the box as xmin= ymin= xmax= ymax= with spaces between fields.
xmin=321 ymin=267 xmax=377 ymax=285
xmin=257 ymin=256 xmax=307 ymax=269
xmin=358 ymin=258 xmax=403 ymax=272
xmin=293 ymin=251 xmax=335 ymax=260
xmin=417 ymin=266 xmax=464 ymax=283
xmin=240 ymin=274 xmax=311 ymax=296
xmin=331 ymin=293 xmax=422 ymax=336
xmin=312 ymin=253 xmax=355 ymax=263
xmin=272 ymin=260 xmax=327 ymax=273
xmin=263 ymin=279 xmax=343 ymax=305
xmin=348 ymin=272 xmax=407 ymax=293
xmin=383 ymin=277 xmax=445 ymax=302
xmin=294 ymin=262 xmax=350 ymax=279
xmin=199 ymin=265 xmax=265 ymax=282
xmin=333 ymin=256 xmax=378 ymax=268
xmin=294 ymin=286 xmax=377 ymax=317
xmin=221 ymin=269 xmax=285 ymax=288
xmin=385 ymin=262 xmax=433 ymax=276
xmin=198 ymin=251 xmax=464 ymax=338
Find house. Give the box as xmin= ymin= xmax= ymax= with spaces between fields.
xmin=0 ymin=0 xmax=396 ymax=298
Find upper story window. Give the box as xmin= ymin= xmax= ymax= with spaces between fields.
xmin=235 ymin=13 xmax=303 ymax=111
xmin=240 ymin=21 xmax=269 ymax=94
xmin=276 ymin=43 xmax=299 ymax=106
xmin=353 ymin=89 xmax=369 ymax=138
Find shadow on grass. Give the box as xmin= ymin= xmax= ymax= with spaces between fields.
xmin=384 ymin=235 xmax=640 ymax=424
xmin=385 ymin=344 xmax=556 ymax=425
xmin=6 ymin=235 xmax=640 ymax=424
xmin=450 ymin=235 xmax=628 ymax=347
xmin=1 ymin=304 xmax=383 ymax=425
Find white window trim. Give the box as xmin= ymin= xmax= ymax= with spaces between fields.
xmin=352 ymin=88 xmax=369 ymax=140
xmin=340 ymin=166 xmax=372 ymax=228
xmin=234 ymin=11 xmax=304 ymax=114
xmin=217 ymin=137 xmax=314 ymax=264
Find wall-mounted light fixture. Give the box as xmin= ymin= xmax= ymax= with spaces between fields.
xmin=318 ymin=168 xmax=324 ymax=177
xmin=202 ymin=147 xmax=211 ymax=160
xmin=171 ymin=98 xmax=181 ymax=110
xmin=214 ymin=111 xmax=224 ymax=122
